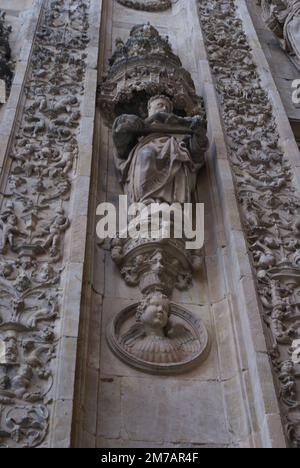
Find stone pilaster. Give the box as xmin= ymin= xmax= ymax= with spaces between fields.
xmin=0 ymin=0 xmax=101 ymax=448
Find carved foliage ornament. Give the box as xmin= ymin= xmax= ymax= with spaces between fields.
xmin=198 ymin=0 xmax=300 ymax=448
xmin=116 ymin=0 xmax=171 ymax=11
xmin=98 ymin=23 xmax=205 ymax=125
xmin=0 ymin=0 xmax=90 ymax=448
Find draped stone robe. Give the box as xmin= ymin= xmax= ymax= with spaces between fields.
xmin=112 ymin=113 xmax=207 ymax=205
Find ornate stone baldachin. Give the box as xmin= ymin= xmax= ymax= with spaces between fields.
xmin=98 ymin=23 xmax=205 ymax=125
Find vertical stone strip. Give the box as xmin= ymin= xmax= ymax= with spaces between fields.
xmin=0 ymin=0 xmax=100 ymax=448
xmin=198 ymin=0 xmax=300 ymax=448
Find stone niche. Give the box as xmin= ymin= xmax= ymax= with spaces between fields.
xmin=99 ymin=21 xmax=210 ymax=375
xmin=73 ymin=0 xmax=261 ymax=449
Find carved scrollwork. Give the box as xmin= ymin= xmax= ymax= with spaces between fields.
xmin=0 ymin=0 xmax=90 ymax=448
xmin=198 ymin=0 xmax=300 ymax=448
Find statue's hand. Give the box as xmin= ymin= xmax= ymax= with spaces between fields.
xmin=145 ymin=112 xmax=168 ymax=124
xmin=113 ymin=114 xmax=144 ymax=134
xmin=189 ymin=115 xmax=202 ymax=130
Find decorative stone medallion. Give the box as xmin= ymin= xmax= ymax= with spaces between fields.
xmin=116 ymin=0 xmax=171 ymax=12
xmin=106 ymin=292 xmax=210 ymax=375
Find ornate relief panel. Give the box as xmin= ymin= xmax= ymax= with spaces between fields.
xmin=198 ymin=0 xmax=300 ymax=448
xmin=0 ymin=0 xmax=90 ymax=448
xmin=116 ymin=0 xmax=171 ymax=12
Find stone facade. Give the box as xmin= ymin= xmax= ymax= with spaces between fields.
xmin=0 ymin=0 xmax=299 ymax=449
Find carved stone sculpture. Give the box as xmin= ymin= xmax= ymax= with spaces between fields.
xmin=101 ymin=24 xmax=209 ymax=375
xmin=259 ymin=0 xmax=300 ymax=70
xmin=107 ymin=292 xmax=210 ymax=374
xmin=98 ymin=24 xmax=205 ymax=126
xmin=116 ymin=0 xmax=171 ymax=11
xmin=113 ymin=95 xmax=207 ymax=204
xmin=111 ymin=238 xmax=203 ymax=294
xmin=0 ymin=10 xmax=12 ymax=103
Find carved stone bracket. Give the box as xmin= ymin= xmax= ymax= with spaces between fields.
xmin=198 ymin=0 xmax=300 ymax=448
xmin=0 ymin=10 xmax=13 ymax=103
xmin=116 ymin=0 xmax=171 ymax=12
xmin=0 ymin=0 xmax=90 ymax=448
xmin=98 ymin=23 xmax=205 ymax=126
xmin=112 ymin=237 xmax=203 ymax=295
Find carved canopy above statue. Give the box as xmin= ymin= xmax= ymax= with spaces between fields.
xmin=98 ymin=23 xmax=205 ymax=126
xmin=116 ymin=0 xmax=171 ymax=11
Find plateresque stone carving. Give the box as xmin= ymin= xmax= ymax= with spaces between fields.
xmin=107 ymin=292 xmax=210 ymax=375
xmin=0 ymin=10 xmax=13 ymax=103
xmin=0 ymin=0 xmax=90 ymax=448
xmin=116 ymin=0 xmax=171 ymax=11
xmin=198 ymin=0 xmax=300 ymax=448
xmin=101 ymin=25 xmax=209 ymax=374
xmin=98 ymin=23 xmax=205 ymax=126
xmin=258 ymin=0 xmax=300 ymax=70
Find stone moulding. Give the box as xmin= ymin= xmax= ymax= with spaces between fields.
xmin=106 ymin=302 xmax=210 ymax=375
xmin=116 ymin=0 xmax=171 ymax=12
xmin=0 ymin=0 xmax=91 ymax=448
xmin=198 ymin=0 xmax=300 ymax=448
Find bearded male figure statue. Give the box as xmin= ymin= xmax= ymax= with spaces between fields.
xmin=112 ymin=95 xmax=207 ymax=204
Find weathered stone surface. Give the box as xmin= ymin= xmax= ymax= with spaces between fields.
xmin=120 ymin=377 xmax=229 ymax=445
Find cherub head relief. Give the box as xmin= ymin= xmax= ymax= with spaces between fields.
xmin=119 ymin=291 xmax=201 ymax=366
xmin=136 ymin=291 xmax=170 ymax=337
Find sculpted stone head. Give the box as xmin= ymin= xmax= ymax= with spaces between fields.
xmin=137 ymin=291 xmax=170 ymax=332
xmin=147 ymin=95 xmax=173 ymax=117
